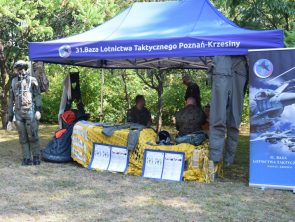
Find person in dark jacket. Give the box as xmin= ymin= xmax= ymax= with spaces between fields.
xmin=127 ymin=95 xmax=152 ymax=127
xmin=175 ymin=97 xmax=207 ymax=146
xmin=183 ymin=75 xmax=201 ymax=107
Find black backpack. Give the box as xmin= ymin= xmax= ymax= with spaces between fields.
xmin=32 ymin=61 xmax=49 ymax=93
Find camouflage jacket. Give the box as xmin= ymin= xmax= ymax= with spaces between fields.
xmin=8 ymin=75 xmax=41 ymax=121
xmin=175 ymin=104 xmax=205 ymax=136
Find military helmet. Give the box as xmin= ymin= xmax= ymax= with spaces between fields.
xmin=156 ymin=130 xmax=172 ymax=145
xmin=14 ymin=60 xmax=28 ymax=70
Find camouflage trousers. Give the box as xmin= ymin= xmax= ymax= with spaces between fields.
xmin=15 ymin=110 xmax=40 ymax=160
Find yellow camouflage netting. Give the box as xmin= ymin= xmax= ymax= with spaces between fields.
xmin=71 ymin=121 xmax=221 ymax=183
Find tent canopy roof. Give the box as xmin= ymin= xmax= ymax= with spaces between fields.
xmin=29 ymin=0 xmax=284 ymax=69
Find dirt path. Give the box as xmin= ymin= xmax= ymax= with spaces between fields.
xmin=0 ymin=125 xmax=294 ymax=222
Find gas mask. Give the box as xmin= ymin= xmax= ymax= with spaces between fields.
xmin=14 ymin=60 xmax=29 ymax=80
xmin=17 ymin=68 xmax=28 ymax=79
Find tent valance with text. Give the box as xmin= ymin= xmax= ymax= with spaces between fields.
xmin=29 ymin=0 xmax=284 ymax=69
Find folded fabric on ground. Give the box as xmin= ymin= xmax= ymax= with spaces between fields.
xmin=42 ymin=110 xmax=89 ymax=163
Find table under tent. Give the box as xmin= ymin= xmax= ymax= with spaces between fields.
xmin=28 ymin=0 xmax=284 ymax=183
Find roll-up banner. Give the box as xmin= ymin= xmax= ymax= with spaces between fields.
xmin=248 ymin=48 xmax=295 ymax=191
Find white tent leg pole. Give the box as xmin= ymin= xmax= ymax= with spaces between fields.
xmin=100 ymin=69 xmax=104 ymax=122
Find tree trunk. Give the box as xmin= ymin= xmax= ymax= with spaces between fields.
xmin=100 ymin=69 xmax=104 ymax=122
xmin=121 ymin=70 xmax=131 ymax=109
xmin=0 ymin=49 xmax=9 ymax=129
xmin=156 ymin=71 xmax=164 ymax=132
xmin=135 ymin=69 xmax=165 ymax=131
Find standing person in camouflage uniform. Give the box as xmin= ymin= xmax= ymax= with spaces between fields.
xmin=209 ymin=56 xmax=248 ymax=166
xmin=7 ymin=60 xmax=42 ymax=166
xmin=175 ymin=97 xmax=207 ymax=145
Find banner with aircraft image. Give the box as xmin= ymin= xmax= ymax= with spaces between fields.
xmin=249 ymin=48 xmax=295 ymax=190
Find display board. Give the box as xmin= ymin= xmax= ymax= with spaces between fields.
xmin=88 ymin=143 xmax=129 ymax=173
xmin=248 ymin=48 xmax=295 ymax=191
xmin=142 ymin=149 xmax=185 ymax=182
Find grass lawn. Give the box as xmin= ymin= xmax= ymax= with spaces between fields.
xmin=0 ymin=124 xmax=294 ymax=222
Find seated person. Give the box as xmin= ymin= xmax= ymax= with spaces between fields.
xmin=175 ymin=97 xmax=207 ymax=145
xmin=126 ymin=95 xmax=152 ymax=127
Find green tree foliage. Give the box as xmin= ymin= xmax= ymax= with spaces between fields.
xmin=285 ymin=23 xmax=295 ymax=48
xmin=212 ymin=0 xmax=294 ymax=29
xmin=0 ymin=0 xmax=54 ymax=127
xmin=0 ymin=0 xmax=120 ymax=128
xmin=41 ymin=65 xmax=64 ymax=122
xmin=0 ymin=0 xmax=293 ymax=129
xmin=212 ymin=0 xmax=295 ymax=47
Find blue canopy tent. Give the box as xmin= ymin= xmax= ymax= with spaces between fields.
xmin=29 ymin=0 xmax=284 ymax=69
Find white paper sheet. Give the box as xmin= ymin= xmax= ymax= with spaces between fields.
xmin=143 ymin=151 xmax=164 ymax=179
xmin=90 ymin=144 xmax=111 ymax=170
xmin=108 ymin=147 xmax=129 ymax=173
xmin=162 ymin=153 xmax=184 ymax=181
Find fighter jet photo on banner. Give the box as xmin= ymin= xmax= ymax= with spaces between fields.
xmin=249 ymin=48 xmax=295 ymax=191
